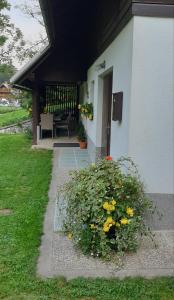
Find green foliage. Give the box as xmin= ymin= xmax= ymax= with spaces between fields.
xmin=76 ymin=121 xmax=86 ymax=142
xmin=0 ymin=0 xmax=25 ymax=64
xmin=0 ymin=108 xmax=30 ymax=127
xmin=0 ymin=0 xmax=10 ymax=10
xmin=63 ymin=157 xmax=154 ymax=259
xmin=0 ymin=63 xmax=16 ymax=83
xmin=0 ymin=106 xmax=18 ymax=114
xmin=0 ymin=135 xmax=173 ymax=299
xmin=0 ymin=0 xmax=10 ymax=47
xmin=18 ymin=90 xmax=32 ymax=109
xmin=14 ymin=0 xmax=48 ymax=62
xmin=0 ymin=34 xmax=7 ymax=46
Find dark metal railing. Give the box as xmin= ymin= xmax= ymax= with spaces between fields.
xmin=40 ymin=83 xmax=79 ymax=121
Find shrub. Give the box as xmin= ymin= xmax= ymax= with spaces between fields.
xmin=62 ymin=157 xmax=154 ymax=260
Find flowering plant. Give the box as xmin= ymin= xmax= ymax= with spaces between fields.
xmin=78 ymin=103 xmax=93 ymax=120
xmin=62 ymin=157 xmax=154 ymax=260
xmin=28 ymin=107 xmax=32 ymax=116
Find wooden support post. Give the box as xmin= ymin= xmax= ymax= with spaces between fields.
xmin=32 ymin=86 xmax=40 ymax=145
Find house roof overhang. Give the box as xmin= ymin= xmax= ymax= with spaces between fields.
xmin=38 ymin=0 xmax=55 ymax=45
xmin=10 ymin=44 xmax=51 ymax=88
xmin=11 ymin=0 xmax=174 ymax=89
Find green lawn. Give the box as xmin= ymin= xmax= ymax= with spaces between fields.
xmin=0 ymin=106 xmax=19 ymax=114
xmin=0 ymin=134 xmax=174 ymax=300
xmin=0 ymin=108 xmax=29 ymax=127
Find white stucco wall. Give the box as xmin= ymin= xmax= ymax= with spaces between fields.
xmin=85 ymin=19 xmax=134 ymax=158
xmin=83 ymin=16 xmax=174 ymax=194
xmin=129 ymin=17 xmax=174 ymax=194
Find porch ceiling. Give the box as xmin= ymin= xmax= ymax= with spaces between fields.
xmin=11 ymin=0 xmax=121 ymax=88
xmin=39 ymin=0 xmax=120 ymax=67
xmin=11 ymin=0 xmax=174 ymax=88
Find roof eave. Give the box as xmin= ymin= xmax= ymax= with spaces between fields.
xmin=10 ymin=45 xmax=51 ymax=86
xmin=39 ymin=0 xmax=56 ymax=45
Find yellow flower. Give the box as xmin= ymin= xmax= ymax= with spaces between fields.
xmin=103 ymin=218 xmax=115 ymax=233
xmin=67 ymin=233 xmax=73 ymax=239
xmin=106 ymin=217 xmax=115 ymax=226
xmin=90 ymin=224 xmax=95 ymax=229
xmin=109 ymin=204 xmax=115 ymax=212
xmin=116 ymin=222 xmax=121 ymax=228
xmin=103 ymin=215 xmax=116 ymax=233
xmin=126 ymin=207 xmax=134 ymax=217
xmin=120 ymin=218 xmax=130 ymax=225
xmin=111 ymin=199 xmax=116 ymax=206
xmin=103 ymin=225 xmax=109 ymax=232
xmin=103 ymin=201 xmax=115 ymax=212
xmin=106 ymin=216 xmax=113 ymax=223
xmin=103 ymin=201 xmax=109 ymax=210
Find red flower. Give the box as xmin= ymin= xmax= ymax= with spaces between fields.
xmin=105 ymin=156 xmax=112 ymax=161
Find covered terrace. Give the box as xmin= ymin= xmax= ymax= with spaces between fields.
xmin=10 ymin=0 xmax=126 ymax=145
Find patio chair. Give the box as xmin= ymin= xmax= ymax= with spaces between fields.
xmin=55 ymin=113 xmax=72 ymax=137
xmin=40 ymin=113 xmax=54 ymax=139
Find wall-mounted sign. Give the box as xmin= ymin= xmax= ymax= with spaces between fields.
xmin=112 ymin=92 xmax=123 ymax=122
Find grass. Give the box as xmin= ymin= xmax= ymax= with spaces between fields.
xmin=0 ymin=108 xmax=29 ymax=127
xmin=0 ymin=106 xmax=19 ymax=114
xmin=0 ymin=134 xmax=174 ymax=300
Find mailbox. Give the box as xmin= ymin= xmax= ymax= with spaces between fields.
xmin=112 ymin=92 xmax=123 ymax=122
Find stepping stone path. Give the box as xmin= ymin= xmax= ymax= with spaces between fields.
xmin=37 ymin=148 xmax=174 ymax=279
xmin=0 ymin=209 xmax=12 ymax=216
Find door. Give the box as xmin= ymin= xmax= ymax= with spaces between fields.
xmin=102 ymin=72 xmax=113 ymax=156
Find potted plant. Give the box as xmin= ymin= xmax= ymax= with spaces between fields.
xmin=77 ymin=122 xmax=87 ymax=149
xmin=78 ymin=103 xmax=93 ymax=120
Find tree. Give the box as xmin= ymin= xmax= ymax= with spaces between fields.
xmin=10 ymin=88 xmax=32 ymax=108
xmin=0 ymin=0 xmax=48 ymax=65
xmin=15 ymin=0 xmax=48 ymax=62
xmin=0 ymin=0 xmax=10 ymax=47
xmin=15 ymin=0 xmax=44 ymax=27
xmin=0 ymin=0 xmax=48 ymax=68
xmin=0 ymin=0 xmax=26 ymax=64
xmin=0 ymin=63 xmax=16 ymax=83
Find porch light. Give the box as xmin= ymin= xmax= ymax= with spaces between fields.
xmin=95 ymin=60 xmax=106 ymax=71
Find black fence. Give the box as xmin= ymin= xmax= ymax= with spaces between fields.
xmin=40 ymin=83 xmax=79 ymax=121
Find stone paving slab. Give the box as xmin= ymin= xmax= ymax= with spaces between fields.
xmin=50 ymin=230 xmax=174 ymax=279
xmin=37 ymin=149 xmax=174 ymax=279
xmin=53 ymin=148 xmax=91 ymax=231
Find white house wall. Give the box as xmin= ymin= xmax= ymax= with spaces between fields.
xmin=83 ymin=16 xmax=174 ymax=196
xmin=130 ymin=17 xmax=174 ymax=194
xmin=85 ymin=19 xmax=134 ymax=161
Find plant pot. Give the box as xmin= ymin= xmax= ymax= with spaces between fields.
xmin=79 ymin=141 xmax=87 ymax=149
